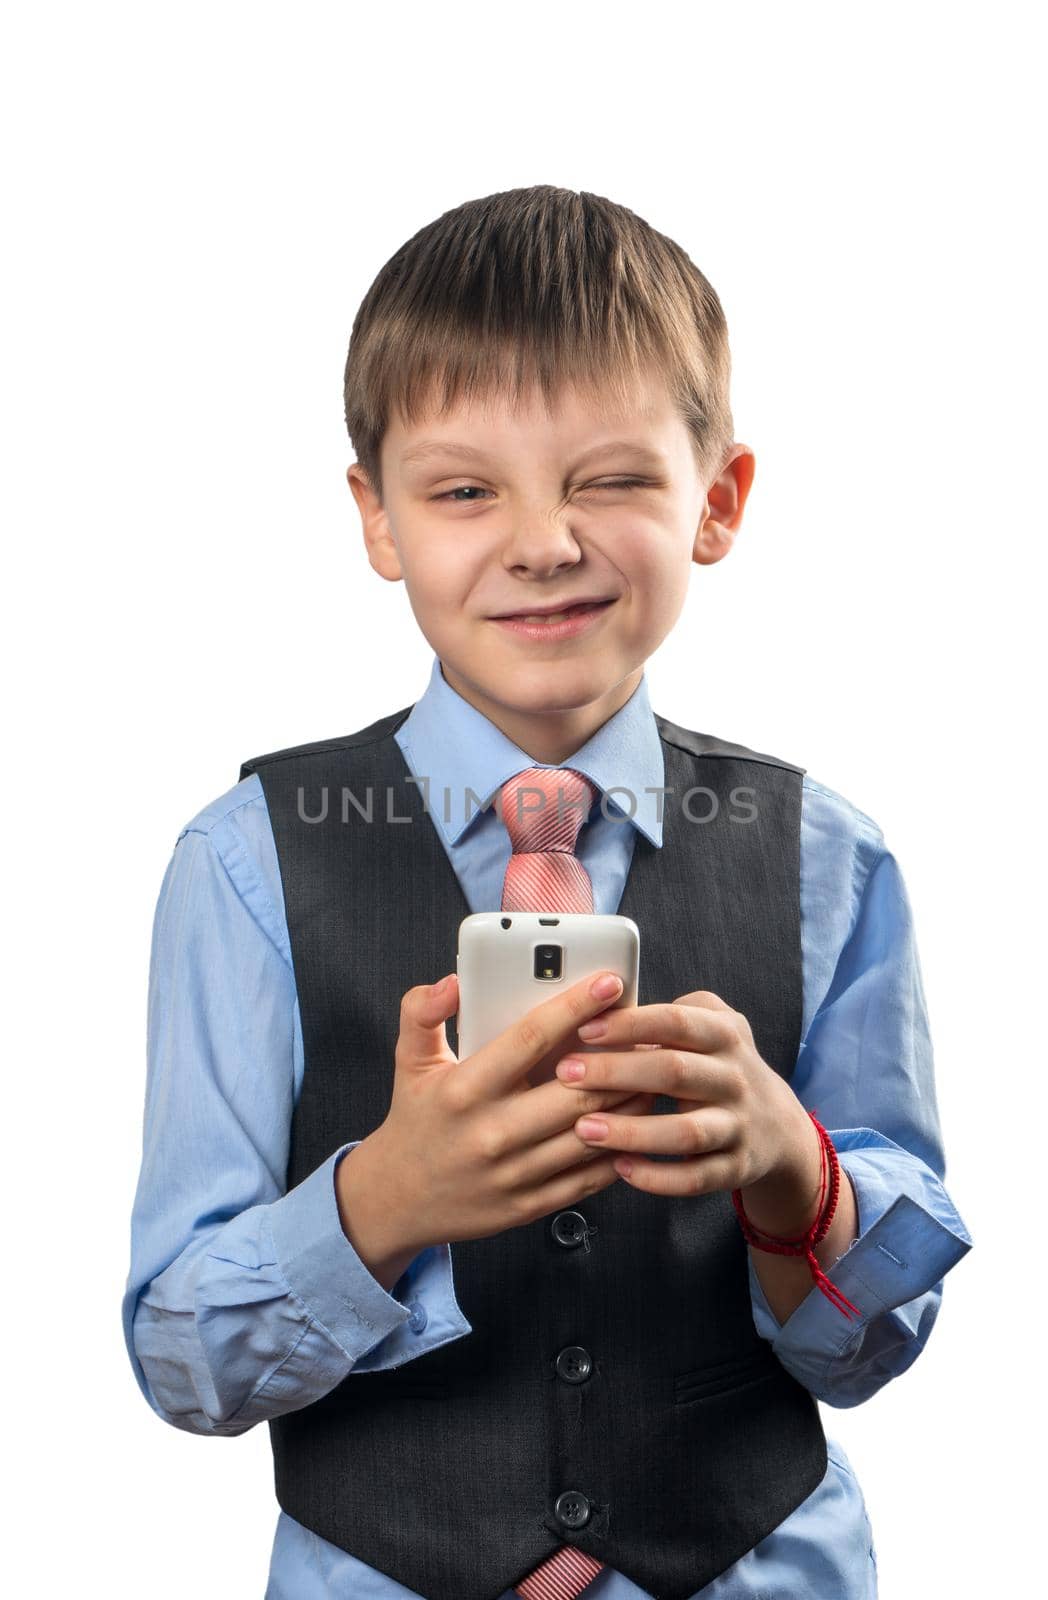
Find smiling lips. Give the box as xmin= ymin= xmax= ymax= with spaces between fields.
xmin=490 ymin=598 xmax=616 ymax=640
xmin=493 ymin=598 xmax=616 ymax=622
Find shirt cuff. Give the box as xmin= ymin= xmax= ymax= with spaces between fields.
xmin=748 ymin=1127 xmax=973 ymax=1376
xmin=266 ymin=1141 xmax=472 ymax=1366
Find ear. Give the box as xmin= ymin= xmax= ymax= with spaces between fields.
xmin=692 ymin=445 xmax=756 ymax=567
xmin=347 ymin=463 xmax=403 ymax=582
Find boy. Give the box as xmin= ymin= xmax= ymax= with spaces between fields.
xmin=122 ymin=185 xmax=972 ymax=1599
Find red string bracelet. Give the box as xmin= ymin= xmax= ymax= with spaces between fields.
xmin=732 ymin=1112 xmax=861 ymax=1321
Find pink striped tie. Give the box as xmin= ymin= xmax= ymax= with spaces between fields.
xmin=513 ymin=1544 xmax=604 ymax=1600
xmin=498 ymin=767 xmax=605 ymax=1598
xmin=499 ymin=767 xmax=598 ymax=915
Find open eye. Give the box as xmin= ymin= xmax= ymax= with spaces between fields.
xmin=433 ymin=485 xmax=491 ymax=502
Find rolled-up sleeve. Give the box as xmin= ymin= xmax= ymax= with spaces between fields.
xmin=122 ymin=791 xmax=470 ymax=1438
xmin=748 ymin=800 xmax=973 ymax=1405
xmin=749 ymin=1128 xmax=972 ymax=1404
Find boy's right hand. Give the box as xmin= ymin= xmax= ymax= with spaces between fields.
xmin=337 ymin=969 xmax=656 ymax=1280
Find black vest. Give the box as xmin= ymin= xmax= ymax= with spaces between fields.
xmin=239 ymin=705 xmax=827 ymax=1600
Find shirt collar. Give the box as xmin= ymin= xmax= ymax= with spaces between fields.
xmin=395 ymin=653 xmax=666 ymax=851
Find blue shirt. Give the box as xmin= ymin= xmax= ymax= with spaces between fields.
xmin=122 ymin=655 xmax=973 ymax=1599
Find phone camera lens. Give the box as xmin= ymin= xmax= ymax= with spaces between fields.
xmin=534 ymin=944 xmax=563 ymax=981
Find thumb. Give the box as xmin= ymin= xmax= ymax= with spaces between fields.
xmin=398 ymin=973 xmax=459 ymax=1067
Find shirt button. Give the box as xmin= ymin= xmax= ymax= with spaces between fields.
xmin=550 ymin=1210 xmax=590 ymax=1248
xmin=554 ymin=1490 xmax=593 ymax=1530
xmin=407 ymin=1300 xmax=427 ymax=1333
xmin=555 ymin=1345 xmax=593 ymax=1383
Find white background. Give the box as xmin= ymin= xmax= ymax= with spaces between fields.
xmin=4 ymin=2 xmax=1042 ymax=1594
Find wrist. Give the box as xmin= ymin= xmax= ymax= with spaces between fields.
xmin=735 ymin=1111 xmax=863 ymax=1323
xmin=739 ymin=1105 xmax=825 ymax=1238
xmin=336 ymin=1135 xmax=423 ymax=1293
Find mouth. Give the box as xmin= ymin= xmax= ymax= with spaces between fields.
xmin=488 ymin=597 xmax=617 ymax=641
xmin=490 ymin=597 xmax=617 ymax=624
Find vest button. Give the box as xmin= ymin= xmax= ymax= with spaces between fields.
xmin=555 ymin=1345 xmax=593 ymax=1384
xmin=553 ymin=1490 xmax=592 ymax=1530
xmin=550 ymin=1210 xmax=590 ymax=1248
xmin=407 ymin=1301 xmax=427 ymax=1334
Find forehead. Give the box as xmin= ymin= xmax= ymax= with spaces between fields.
xmin=385 ymin=368 xmax=684 ymax=467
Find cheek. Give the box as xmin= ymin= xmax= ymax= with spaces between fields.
xmin=404 ymin=537 xmax=477 ymax=601
xmin=614 ymin=518 xmax=691 ymax=593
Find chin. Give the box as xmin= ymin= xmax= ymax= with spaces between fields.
xmin=509 ymin=664 xmax=617 ymax=704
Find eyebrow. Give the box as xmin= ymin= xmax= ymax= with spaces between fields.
xmin=399 ymin=439 xmax=670 ymax=470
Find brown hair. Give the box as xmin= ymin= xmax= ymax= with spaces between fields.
xmin=343 ymin=184 xmax=734 ymax=504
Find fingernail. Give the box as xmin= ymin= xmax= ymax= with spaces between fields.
xmin=556 ymin=1057 xmax=586 ymax=1082
xmin=578 ymin=1018 xmax=607 ymax=1040
xmin=592 ymin=973 xmax=622 ymax=999
xmin=576 ymin=1118 xmax=608 ymax=1140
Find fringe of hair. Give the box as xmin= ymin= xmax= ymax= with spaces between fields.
xmin=344 ymin=185 xmax=734 ymax=503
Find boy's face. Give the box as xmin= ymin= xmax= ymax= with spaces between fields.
xmin=348 ymin=367 xmax=754 ymax=764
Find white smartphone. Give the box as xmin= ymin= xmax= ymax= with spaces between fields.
xmin=455 ymin=912 xmax=640 ymax=1086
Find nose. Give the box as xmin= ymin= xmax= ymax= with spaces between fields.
xmin=500 ymin=506 xmax=583 ymax=578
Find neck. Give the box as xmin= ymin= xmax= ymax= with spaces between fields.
xmin=438 ymin=663 xmax=644 ymax=765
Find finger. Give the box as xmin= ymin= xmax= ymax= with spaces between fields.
xmin=516 ymin=1149 xmax=628 ymax=1224
xmin=573 ymin=1104 xmax=737 ymax=1161
xmin=398 ymin=973 xmax=460 ymax=1068
xmin=613 ymin=1147 xmax=742 ymax=1198
xmin=674 ymin=991 xmax=755 ymax=1046
xmin=518 ymin=1092 xmax=658 ymax=1189
xmin=554 ymin=1045 xmax=733 ymax=1105
xmin=472 ymin=968 xmax=628 ymax=1097
xmin=508 ymin=1071 xmax=657 ymax=1160
xmin=576 ymin=1000 xmax=741 ymax=1055
xmin=671 ymin=989 xmax=733 ymax=1011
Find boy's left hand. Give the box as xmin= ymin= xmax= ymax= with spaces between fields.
xmin=558 ymin=989 xmax=825 ymax=1233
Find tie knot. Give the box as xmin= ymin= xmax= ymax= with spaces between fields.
xmin=498 ymin=766 xmax=598 ymax=855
